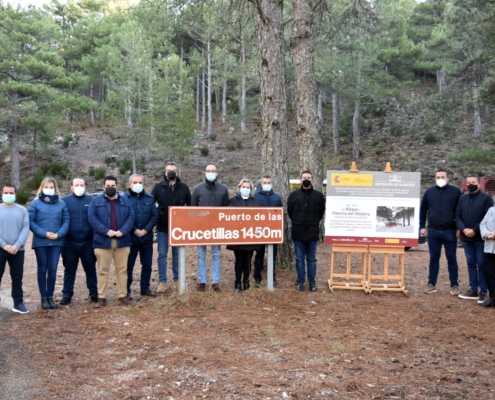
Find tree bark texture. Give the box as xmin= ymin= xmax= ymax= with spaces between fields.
xmin=473 ymin=83 xmax=482 ymax=138
xmin=352 ymin=47 xmax=363 ymax=159
xmin=240 ymin=42 xmax=247 ymax=133
xmin=255 ymin=0 xmax=293 ymax=268
xmin=196 ymin=74 xmax=200 ymax=122
xmin=207 ymin=35 xmax=213 ymax=137
xmin=332 ymin=92 xmax=340 ymax=155
xmin=290 ymin=0 xmax=323 ymax=192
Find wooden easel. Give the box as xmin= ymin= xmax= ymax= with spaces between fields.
xmin=367 ymin=246 xmax=407 ymax=294
xmin=328 ymin=244 xmax=369 ymax=292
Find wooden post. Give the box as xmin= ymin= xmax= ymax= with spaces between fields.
xmin=329 ymin=244 xmax=369 ymax=292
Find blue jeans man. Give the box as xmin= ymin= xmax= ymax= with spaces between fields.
xmin=197 ymin=245 xmax=221 ymax=291
xmin=462 ymin=241 xmax=487 ymax=295
xmin=157 ymin=232 xmax=178 ymax=287
xmin=427 ymin=228 xmax=459 ymax=289
xmin=61 ymin=241 xmax=98 ymax=302
xmin=294 ymin=240 xmax=318 ymax=291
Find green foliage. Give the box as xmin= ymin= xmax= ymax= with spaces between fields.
xmin=443 ymin=124 xmax=453 ymax=134
xmin=424 ymin=132 xmax=439 ymax=144
xmin=62 ymin=135 xmax=72 ymax=148
xmin=40 ymin=162 xmax=71 ymax=180
xmin=94 ymin=166 xmax=106 ymax=180
xmin=448 ymin=149 xmax=493 ymax=164
xmin=375 ymin=148 xmax=383 ymax=155
xmin=89 ymin=166 xmax=95 ymax=176
xmin=235 ymin=139 xmax=242 ymax=149
xmin=209 ymin=133 xmax=217 ymax=141
xmin=390 ymin=124 xmax=404 ymax=136
xmin=119 ymin=157 xmax=132 ymax=174
xmin=24 ymin=171 xmax=45 ymax=192
xmin=226 ymin=142 xmax=236 ymax=151
xmin=200 ymin=146 xmax=209 ymax=156
xmin=372 ymin=139 xmax=379 ymax=147
xmin=15 ymin=189 xmax=31 ymax=205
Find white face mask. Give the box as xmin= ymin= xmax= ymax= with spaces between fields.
xmin=436 ymin=179 xmax=447 ymax=188
xmin=73 ymin=186 xmax=85 ymax=197
xmin=43 ymin=188 xmax=55 ymax=196
xmin=132 ymin=183 xmax=143 ymax=194
xmin=262 ymin=184 xmax=272 ymax=192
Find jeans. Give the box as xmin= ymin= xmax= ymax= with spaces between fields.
xmin=253 ymin=245 xmax=277 ymax=282
xmin=463 ymin=241 xmax=487 ymax=293
xmin=427 ymin=228 xmax=458 ymax=287
xmin=197 ymin=245 xmax=221 ymax=284
xmin=157 ymin=232 xmax=178 ymax=282
xmin=61 ymin=241 xmax=98 ymax=299
xmin=483 ymin=253 xmax=495 ymax=300
xmin=0 ymin=249 xmax=25 ymax=307
xmin=127 ymin=242 xmax=153 ymax=294
xmin=294 ymin=240 xmax=318 ymax=284
xmin=35 ymin=246 xmax=62 ymax=298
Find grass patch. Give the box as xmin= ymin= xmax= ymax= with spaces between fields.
xmin=200 ymin=146 xmax=209 ymax=156
xmin=424 ymin=132 xmax=439 ymax=144
xmin=448 ymin=148 xmax=493 ymax=163
xmin=94 ymin=166 xmax=106 ymax=180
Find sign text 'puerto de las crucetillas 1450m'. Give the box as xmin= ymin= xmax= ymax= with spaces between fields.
xmin=168 ymin=207 xmax=284 ymax=246
xmin=324 ymin=170 xmax=421 ymax=247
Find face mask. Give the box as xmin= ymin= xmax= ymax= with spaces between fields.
xmin=436 ymin=179 xmax=447 ymax=188
xmin=105 ymin=187 xmax=117 ymax=197
xmin=262 ymin=184 xmax=272 ymax=192
xmin=302 ymin=179 xmax=312 ymax=188
xmin=73 ymin=186 xmax=85 ymax=197
xmin=43 ymin=188 xmax=55 ymax=196
xmin=167 ymin=171 xmax=177 ymax=180
xmin=467 ymin=184 xmax=478 ymax=192
xmin=2 ymin=194 xmax=15 ymax=204
xmin=132 ymin=184 xmax=143 ymax=194
xmin=240 ymin=188 xmax=251 ymax=198
xmin=206 ymin=173 xmax=217 ymax=182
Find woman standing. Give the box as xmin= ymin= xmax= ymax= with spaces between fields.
xmin=29 ymin=177 xmax=70 ymax=310
xmin=480 ymin=206 xmax=495 ymax=307
xmin=227 ymin=179 xmax=260 ymax=293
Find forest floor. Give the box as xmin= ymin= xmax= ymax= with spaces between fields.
xmin=1 ymin=234 xmax=494 ymax=399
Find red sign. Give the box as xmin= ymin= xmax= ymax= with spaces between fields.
xmin=169 ymin=207 xmax=284 ymax=246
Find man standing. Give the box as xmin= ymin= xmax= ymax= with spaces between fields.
xmin=124 ymin=174 xmax=158 ymax=298
xmin=456 ymin=174 xmax=493 ymax=303
xmin=151 ymin=162 xmax=191 ymax=293
xmin=420 ymin=169 xmax=462 ymax=295
xmin=60 ymin=178 xmax=98 ymax=305
xmin=191 ymin=164 xmax=229 ymax=292
xmin=287 ymin=171 xmax=325 ymax=292
xmin=0 ymin=184 xmax=30 ymax=314
xmin=88 ymin=176 xmax=135 ymax=308
xmin=253 ymin=175 xmax=283 ymax=288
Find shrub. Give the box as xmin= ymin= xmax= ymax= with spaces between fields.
xmin=89 ymin=166 xmax=95 ymax=176
xmin=375 ymin=148 xmax=383 ymax=155
xmin=390 ymin=124 xmax=403 ymax=136
xmin=235 ymin=139 xmax=242 ymax=149
xmin=443 ymin=123 xmax=453 ymax=134
xmin=80 ymin=124 xmax=87 ymax=130
xmin=62 ymin=135 xmax=72 ymax=148
xmin=424 ymin=132 xmax=439 ymax=144
xmin=372 ymin=139 xmax=379 ymax=147
xmin=15 ymin=188 xmax=31 ymax=205
xmin=200 ymin=146 xmax=209 ymax=156
xmin=40 ymin=162 xmax=70 ymax=179
xmin=448 ymin=148 xmax=493 ymax=164
xmin=209 ymin=133 xmax=217 ymax=141
xmin=120 ymin=157 xmax=132 ymax=174
xmin=94 ymin=166 xmax=106 ymax=180
xmin=226 ymin=142 xmax=236 ymax=151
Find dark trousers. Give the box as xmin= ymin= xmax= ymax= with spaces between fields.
xmin=0 ymin=249 xmax=25 ymax=307
xmin=127 ymin=242 xmax=153 ymax=295
xmin=483 ymin=252 xmax=495 ymax=300
xmin=253 ymin=245 xmax=277 ymax=282
xmin=34 ymin=246 xmax=62 ymax=298
xmin=234 ymin=250 xmax=253 ymax=284
xmin=427 ymin=228 xmax=458 ymax=287
xmin=61 ymin=241 xmax=98 ymax=299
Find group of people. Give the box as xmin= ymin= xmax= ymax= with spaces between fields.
xmin=0 ymin=163 xmax=326 ymax=314
xmin=420 ymin=170 xmax=495 ymax=308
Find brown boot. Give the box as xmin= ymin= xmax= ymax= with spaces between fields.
xmin=94 ymin=298 xmax=107 ymax=308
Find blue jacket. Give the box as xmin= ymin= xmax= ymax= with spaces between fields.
xmin=88 ymin=194 xmax=135 ymax=249
xmin=123 ymin=189 xmax=159 ymax=244
xmin=254 ymin=188 xmax=283 ymax=207
xmin=28 ymin=197 xmax=70 ymax=248
xmin=61 ymin=193 xmax=94 ymax=246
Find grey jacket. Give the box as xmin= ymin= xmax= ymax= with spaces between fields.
xmin=480 ymin=206 xmax=495 ymax=254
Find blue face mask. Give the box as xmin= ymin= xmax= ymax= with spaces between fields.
xmin=240 ymin=188 xmax=251 ymax=197
xmin=2 ymin=194 xmax=15 ymax=204
xmin=132 ymin=183 xmax=143 ymax=194
xmin=262 ymin=184 xmax=272 ymax=192
xmin=206 ymin=173 xmax=217 ymax=182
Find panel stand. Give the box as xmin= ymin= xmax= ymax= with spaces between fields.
xmin=367 ymin=246 xmax=407 ymax=294
xmin=267 ymin=245 xmax=274 ymax=292
xmin=178 ymin=246 xmax=186 ymax=295
xmin=328 ymin=245 xmax=369 ymax=292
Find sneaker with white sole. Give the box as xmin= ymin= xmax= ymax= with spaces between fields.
xmin=458 ymin=289 xmax=479 ymax=300
xmin=424 ymin=283 xmax=437 ymax=293
xmin=12 ymin=303 xmax=29 ymax=314
xmin=450 ymin=286 xmax=460 ymax=296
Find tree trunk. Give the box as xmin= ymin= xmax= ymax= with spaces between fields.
xmin=32 ymin=128 xmax=37 ymax=175
xmin=90 ymin=82 xmax=95 ymax=125
xmin=332 ymin=92 xmax=340 ymax=155
xmin=352 ymin=46 xmax=363 ymax=159
xmin=215 ymin=87 xmax=220 ymax=112
xmin=317 ymin=87 xmax=323 ymax=124
xmin=240 ymin=41 xmax=247 ymax=133
xmin=222 ymin=79 xmax=227 ymax=124
xmin=255 ymin=0 xmax=293 ymax=268
xmin=207 ymin=35 xmax=213 ymax=137
xmin=196 ymin=74 xmax=200 ymax=123
xmin=290 ymin=0 xmax=322 ymax=192
xmin=202 ymin=69 xmax=206 ymax=130
xmin=473 ymin=83 xmax=482 ymax=138
xmin=436 ymin=69 xmax=446 ymax=94
xmin=9 ymin=130 xmax=21 ymax=190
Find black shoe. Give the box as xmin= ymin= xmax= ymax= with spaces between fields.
xmin=254 ymin=280 xmax=261 ymax=288
xmin=47 ymin=298 xmax=58 ymax=309
xmin=479 ymin=298 xmax=495 ymax=307
xmin=243 ymin=281 xmax=250 ymax=291
xmin=60 ymin=297 xmax=71 ymax=305
xmin=235 ymin=283 xmax=242 ymax=293
xmin=309 ymin=284 xmax=317 ymax=292
xmin=90 ymin=295 xmax=99 ymax=303
xmin=141 ymin=290 xmax=157 ymax=297
xmin=41 ymin=298 xmax=50 ymax=310
xmin=296 ymin=283 xmax=304 ymax=291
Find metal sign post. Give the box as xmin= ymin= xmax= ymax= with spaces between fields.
xmin=267 ymin=244 xmax=274 ymax=291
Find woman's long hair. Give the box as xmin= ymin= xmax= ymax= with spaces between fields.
xmin=36 ymin=177 xmax=60 ymax=198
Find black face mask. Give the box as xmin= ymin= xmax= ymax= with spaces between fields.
xmin=467 ymin=184 xmax=478 ymax=193
xmin=105 ymin=187 xmax=117 ymax=197
xmin=302 ymin=179 xmax=312 ymax=188
xmin=167 ymin=171 xmax=177 ymax=180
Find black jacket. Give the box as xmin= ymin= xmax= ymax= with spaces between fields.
xmin=191 ymin=179 xmax=229 ymax=207
xmin=151 ymin=177 xmax=191 ymax=233
xmin=287 ymin=187 xmax=326 ymax=242
xmin=226 ymin=193 xmax=260 ymax=252
xmin=419 ymin=184 xmax=462 ymax=230
xmin=456 ymin=190 xmax=494 ymax=242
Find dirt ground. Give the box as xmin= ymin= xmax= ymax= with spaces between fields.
xmin=1 ymin=234 xmax=494 ymax=400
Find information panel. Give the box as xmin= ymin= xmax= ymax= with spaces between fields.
xmin=169 ymin=207 xmax=284 ymax=246
xmin=325 ymin=170 xmax=421 ymax=247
